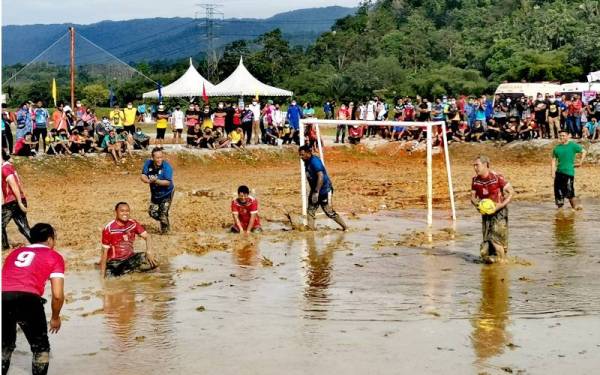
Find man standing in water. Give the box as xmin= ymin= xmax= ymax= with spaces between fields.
xmin=2 ymin=223 xmax=65 ymax=375
xmin=100 ymin=202 xmax=157 ymax=277
xmin=141 ymin=147 xmax=175 ymax=234
xmin=299 ymin=145 xmax=347 ymax=231
xmin=471 ymin=155 xmax=514 ymax=264
xmin=552 ymin=129 xmax=586 ymax=210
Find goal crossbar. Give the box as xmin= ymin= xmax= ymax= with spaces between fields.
xmin=299 ymin=119 xmax=456 ymax=227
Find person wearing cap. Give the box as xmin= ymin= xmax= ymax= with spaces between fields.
xmin=155 ymin=104 xmax=169 ymax=146
xmin=123 ymin=102 xmax=138 ymax=135
xmin=171 ymin=105 xmax=185 ymax=144
xmin=109 ymin=104 xmax=125 ymax=133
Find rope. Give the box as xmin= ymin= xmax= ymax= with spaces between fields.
xmin=2 ymin=32 xmax=69 ymax=86
xmin=77 ymin=33 xmax=159 ymax=85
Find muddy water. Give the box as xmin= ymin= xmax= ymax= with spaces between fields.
xmin=9 ymin=200 xmax=600 ymax=374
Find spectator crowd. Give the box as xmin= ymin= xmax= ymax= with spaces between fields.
xmin=2 ymin=92 xmax=599 ymax=162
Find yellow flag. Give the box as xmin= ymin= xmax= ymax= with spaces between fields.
xmin=254 ymin=91 xmax=259 ymax=101
xmin=52 ymin=78 xmax=58 ymax=107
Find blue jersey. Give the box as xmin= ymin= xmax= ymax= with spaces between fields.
xmin=304 ymin=155 xmax=331 ymax=196
xmin=34 ymin=108 xmax=49 ymax=126
xmin=142 ymin=159 xmax=175 ymax=202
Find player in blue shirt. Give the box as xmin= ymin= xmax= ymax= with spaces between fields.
xmin=140 ymin=147 xmax=175 ymax=234
xmin=299 ymin=145 xmax=347 ymax=231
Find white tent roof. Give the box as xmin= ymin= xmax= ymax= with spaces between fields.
xmin=209 ymin=57 xmax=293 ymax=97
xmin=142 ymin=58 xmax=214 ymax=99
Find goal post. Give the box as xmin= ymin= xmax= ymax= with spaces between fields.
xmin=298 ymin=118 xmax=457 ymax=228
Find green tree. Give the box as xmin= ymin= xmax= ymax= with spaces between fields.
xmin=82 ymin=83 xmax=109 ymax=107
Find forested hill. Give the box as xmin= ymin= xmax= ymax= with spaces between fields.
xmin=277 ymin=0 xmax=600 ymax=101
xmin=1 ymin=6 xmax=356 ymax=65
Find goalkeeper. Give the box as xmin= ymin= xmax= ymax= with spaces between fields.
xmin=299 ymin=145 xmax=348 ymax=231
xmin=470 ymin=155 xmax=514 ymax=264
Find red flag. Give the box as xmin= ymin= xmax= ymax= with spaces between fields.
xmin=202 ymin=82 xmax=209 ymax=104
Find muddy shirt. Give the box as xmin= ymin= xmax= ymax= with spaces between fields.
xmin=1 ymin=162 xmax=25 ymax=205
xmin=472 ymin=171 xmax=506 ymax=204
xmin=102 ymin=219 xmax=146 ymax=261
xmin=304 ymin=155 xmax=332 ymax=196
xmin=2 ymin=244 xmax=65 ymax=297
xmin=231 ymin=197 xmax=261 ymax=231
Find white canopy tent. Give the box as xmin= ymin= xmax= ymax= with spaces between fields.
xmin=142 ymin=58 xmax=214 ymax=99
xmin=209 ymin=57 xmax=293 ymax=97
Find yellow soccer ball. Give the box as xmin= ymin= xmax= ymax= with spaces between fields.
xmin=478 ymin=199 xmax=496 ymax=215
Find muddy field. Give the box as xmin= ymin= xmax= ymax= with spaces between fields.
xmin=4 ymin=141 xmax=600 ymax=374
xmin=6 ymin=141 xmax=600 ymax=268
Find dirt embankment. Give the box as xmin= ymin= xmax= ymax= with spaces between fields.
xmin=6 ymin=141 xmax=599 ymax=270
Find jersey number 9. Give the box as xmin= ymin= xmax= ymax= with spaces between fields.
xmin=15 ymin=251 xmax=35 ymax=268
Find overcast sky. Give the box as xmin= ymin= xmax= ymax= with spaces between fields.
xmin=2 ymin=0 xmax=360 ymax=25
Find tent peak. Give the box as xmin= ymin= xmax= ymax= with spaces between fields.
xmin=239 ymin=56 xmax=244 ymax=65
xmin=189 ymin=57 xmax=193 ymax=66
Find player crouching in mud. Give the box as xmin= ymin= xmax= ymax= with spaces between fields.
xmin=470 ymin=155 xmax=514 ymax=264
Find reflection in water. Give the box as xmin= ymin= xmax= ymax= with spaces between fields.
xmin=471 ymin=265 xmax=511 ymax=363
xmin=102 ymin=268 xmax=176 ymax=372
xmin=232 ymin=239 xmax=260 ymax=267
xmin=553 ymin=210 xmax=578 ymax=255
xmin=303 ymin=233 xmax=344 ymax=320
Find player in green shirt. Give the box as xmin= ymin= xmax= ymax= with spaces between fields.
xmin=551 ymin=129 xmax=587 ymax=209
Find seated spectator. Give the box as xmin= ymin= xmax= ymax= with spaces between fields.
xmin=80 ymin=129 xmax=95 ymax=152
xmin=281 ymin=124 xmax=293 ymax=144
xmin=81 ymin=108 xmax=97 ymax=137
xmin=198 ymin=128 xmax=215 ymax=149
xmin=583 ymin=117 xmax=598 ymax=141
xmin=95 ymin=117 xmax=112 ymax=145
xmin=348 ymin=125 xmax=364 ymax=144
xmin=486 ymin=118 xmax=502 ymax=140
xmin=469 ymin=120 xmax=485 ymax=142
xmin=229 ymin=127 xmax=245 ymax=149
xmin=453 ymin=122 xmax=470 ymax=142
xmin=213 ymin=130 xmax=231 ymax=149
xmin=116 ymin=130 xmax=133 ymax=157
xmin=231 ymin=185 xmax=262 ymax=234
xmin=101 ymin=129 xmax=123 ymax=164
xmin=392 ymin=125 xmax=406 ymax=141
xmin=133 ymin=127 xmax=150 ymax=150
xmin=13 ymin=132 xmax=37 ymax=158
xmin=264 ymin=123 xmax=279 ymax=145
xmin=503 ymin=117 xmax=519 ymax=142
xmin=518 ymin=119 xmax=536 ymax=140
xmin=45 ymin=129 xmax=71 ymax=155
xmin=69 ymin=130 xmax=87 ymax=154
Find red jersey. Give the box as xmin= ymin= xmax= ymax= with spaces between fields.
xmin=471 ymin=171 xmax=507 ymax=204
xmin=101 ymin=220 xmax=146 ymax=261
xmin=2 ymin=244 xmax=65 ymax=297
xmin=2 ymin=161 xmax=25 ymax=205
xmin=231 ymin=197 xmax=261 ymax=231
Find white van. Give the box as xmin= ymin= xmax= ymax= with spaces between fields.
xmin=494 ymin=82 xmax=561 ymax=99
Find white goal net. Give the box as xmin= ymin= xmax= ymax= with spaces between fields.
xmin=298 ymin=119 xmax=457 ymax=227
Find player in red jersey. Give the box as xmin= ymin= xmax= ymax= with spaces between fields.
xmin=2 ymin=150 xmax=32 ymax=250
xmin=471 ymin=155 xmax=514 ymax=263
xmin=100 ymin=202 xmax=158 ymax=277
xmin=231 ymin=185 xmax=262 ymax=235
xmin=2 ymin=223 xmax=65 ymax=375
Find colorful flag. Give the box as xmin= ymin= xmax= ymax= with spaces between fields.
xmin=51 ymin=78 xmax=58 ymax=107
xmin=254 ymin=91 xmax=259 ymax=101
xmin=202 ymin=82 xmax=209 ymax=104
xmin=109 ymin=86 xmax=116 ymax=107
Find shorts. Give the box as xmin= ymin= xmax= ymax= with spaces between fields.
xmin=2 ymin=291 xmax=50 ymax=354
xmin=230 ymin=226 xmax=262 ymax=233
xmin=554 ymin=172 xmax=575 ymax=207
xmin=115 ymin=127 xmax=125 ymax=134
xmin=481 ymin=206 xmax=508 ymax=252
xmin=156 ymin=128 xmax=166 ymax=139
xmin=105 ymin=252 xmax=156 ymax=277
xmin=124 ymin=125 xmax=135 ymax=135
xmin=174 ymin=128 xmax=183 ymax=134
